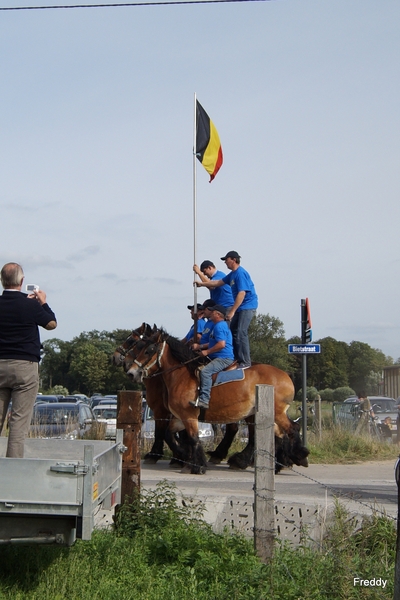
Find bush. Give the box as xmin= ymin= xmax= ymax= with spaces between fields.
xmin=319 ymin=388 xmax=334 ymax=402
xmin=332 ymin=386 xmax=355 ymax=402
xmin=295 ymin=386 xmax=319 ymax=402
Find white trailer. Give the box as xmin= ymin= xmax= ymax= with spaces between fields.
xmin=0 ymin=433 xmax=124 ymax=546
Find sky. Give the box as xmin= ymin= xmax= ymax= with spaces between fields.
xmin=0 ymin=0 xmax=399 ymax=359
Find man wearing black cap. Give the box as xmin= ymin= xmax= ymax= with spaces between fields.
xmin=193 ymin=260 xmax=234 ymax=308
xmin=190 ymin=305 xmax=234 ymax=409
xmin=182 ymin=304 xmax=206 ymax=345
xmin=194 ymin=251 xmax=258 ymax=368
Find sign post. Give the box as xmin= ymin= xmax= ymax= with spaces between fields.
xmin=288 ymin=299 xmax=320 ymax=447
xmin=301 ymin=299 xmax=309 ymax=445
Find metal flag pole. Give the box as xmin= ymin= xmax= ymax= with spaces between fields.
xmin=193 ymin=92 xmax=198 ymax=340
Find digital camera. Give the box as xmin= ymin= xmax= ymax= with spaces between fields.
xmin=26 ymin=284 xmax=39 ymax=293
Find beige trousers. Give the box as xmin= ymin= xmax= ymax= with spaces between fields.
xmin=0 ymin=360 xmax=39 ymax=458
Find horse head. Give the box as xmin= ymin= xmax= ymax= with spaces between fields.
xmin=124 ymin=330 xmax=165 ymax=381
xmin=112 ymin=323 xmax=156 ymax=367
xmin=275 ymin=418 xmax=309 ymax=473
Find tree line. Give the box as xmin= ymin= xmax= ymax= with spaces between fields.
xmin=39 ymin=315 xmax=397 ymax=397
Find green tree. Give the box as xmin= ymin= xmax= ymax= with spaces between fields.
xmin=69 ymin=342 xmax=110 ymax=396
xmin=40 ymin=338 xmax=72 ymax=390
xmin=249 ymin=314 xmax=290 ymax=370
xmin=40 ymin=329 xmax=137 ymax=395
xmin=307 ymin=337 xmax=349 ymax=390
xmin=348 ymin=341 xmax=389 ymax=395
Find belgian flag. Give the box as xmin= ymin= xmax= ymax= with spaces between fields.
xmin=196 ymin=100 xmax=223 ymax=182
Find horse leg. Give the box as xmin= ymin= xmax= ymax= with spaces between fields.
xmin=228 ymin=416 xmax=254 ymax=470
xmin=177 ymin=419 xmax=208 ymax=475
xmin=143 ymin=416 xmax=168 ymax=464
xmin=208 ymin=422 xmax=239 ymax=464
xmin=164 ymin=428 xmax=187 ymax=467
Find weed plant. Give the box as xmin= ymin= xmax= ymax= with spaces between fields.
xmin=0 ymin=482 xmax=395 ymax=600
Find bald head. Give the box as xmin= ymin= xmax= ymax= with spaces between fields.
xmin=1 ymin=263 xmax=24 ymax=289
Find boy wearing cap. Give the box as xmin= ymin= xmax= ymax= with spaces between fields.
xmin=190 ymin=305 xmax=234 ymax=409
xmin=193 ymin=260 xmax=234 ymax=308
xmin=192 ymin=299 xmax=216 ymax=349
xmin=182 ymin=304 xmax=206 ymax=344
xmin=194 ymin=251 xmax=258 ymax=368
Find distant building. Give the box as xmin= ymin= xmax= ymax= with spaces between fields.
xmin=383 ymin=366 xmax=400 ymax=399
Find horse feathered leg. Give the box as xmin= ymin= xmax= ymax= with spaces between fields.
xmin=227 ymin=416 xmax=254 ymax=470
xmin=208 ymin=422 xmax=239 ymax=464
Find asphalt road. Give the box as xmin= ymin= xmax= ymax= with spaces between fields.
xmin=140 ymin=458 xmax=399 ymax=518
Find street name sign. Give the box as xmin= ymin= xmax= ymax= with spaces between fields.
xmin=288 ymin=344 xmax=321 ymax=354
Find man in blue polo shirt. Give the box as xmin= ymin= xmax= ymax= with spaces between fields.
xmin=190 ymin=305 xmax=234 ymax=409
xmin=193 ymin=260 xmax=234 ymax=309
xmin=0 ymin=262 xmax=57 ymax=458
xmin=195 ymin=251 xmax=258 ymax=368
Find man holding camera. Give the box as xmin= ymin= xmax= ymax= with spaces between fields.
xmin=0 ymin=262 xmax=57 ymax=458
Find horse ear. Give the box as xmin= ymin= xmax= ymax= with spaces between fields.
xmin=152 ymin=323 xmax=157 ymax=332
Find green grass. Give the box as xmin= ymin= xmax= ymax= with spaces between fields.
xmin=306 ymin=427 xmax=399 ymax=464
xmin=0 ymin=482 xmax=396 ymax=600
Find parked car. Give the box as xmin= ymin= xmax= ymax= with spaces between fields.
xmin=334 ymin=396 xmax=398 ymax=439
xmin=90 ymin=396 xmax=105 ymax=409
xmin=62 ymin=396 xmax=85 ymax=403
xmin=98 ymin=398 xmax=117 ymax=405
xmin=92 ymin=404 xmax=117 ymax=440
xmin=70 ymin=394 xmax=90 ymax=403
xmin=29 ymin=402 xmax=95 ymax=439
xmin=35 ymin=395 xmax=60 ymax=403
xmin=141 ymin=403 xmax=214 ymax=446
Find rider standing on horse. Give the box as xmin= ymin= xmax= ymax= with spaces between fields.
xmin=193 ymin=260 xmax=234 ymax=309
xmin=190 ymin=305 xmax=234 ymax=410
xmin=194 ymin=251 xmax=258 ymax=368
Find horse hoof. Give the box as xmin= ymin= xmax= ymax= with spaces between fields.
xmin=229 ymin=465 xmax=247 ymax=471
xmin=169 ymin=460 xmax=183 ymax=468
xmin=207 ymin=456 xmax=222 ymax=464
xmin=180 ymin=464 xmax=192 ymax=474
xmin=143 ymin=457 xmax=159 ymax=464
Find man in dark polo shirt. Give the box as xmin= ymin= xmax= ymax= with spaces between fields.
xmin=0 ymin=262 xmax=57 ymax=458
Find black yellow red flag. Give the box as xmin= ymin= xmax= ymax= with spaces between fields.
xmin=196 ymin=101 xmax=223 ymax=182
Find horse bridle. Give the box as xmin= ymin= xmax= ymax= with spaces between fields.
xmin=131 ymin=340 xmax=167 ymax=378
xmin=115 ymin=333 xmax=144 ymax=358
xmin=127 ymin=336 xmax=203 ymax=379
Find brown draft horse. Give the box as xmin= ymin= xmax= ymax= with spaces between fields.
xmin=123 ymin=327 xmax=309 ymax=475
xmin=112 ymin=324 xmax=185 ymax=465
xmin=113 ymin=325 xmax=241 ymax=467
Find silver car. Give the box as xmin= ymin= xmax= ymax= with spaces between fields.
xmin=334 ymin=396 xmax=398 ymax=440
xmin=141 ymin=403 xmax=214 ymax=446
xmin=92 ymin=404 xmax=117 ymax=440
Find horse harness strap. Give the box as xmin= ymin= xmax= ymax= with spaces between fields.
xmin=144 ymin=345 xmax=205 ymax=379
xmin=134 ymin=341 xmax=167 ymax=377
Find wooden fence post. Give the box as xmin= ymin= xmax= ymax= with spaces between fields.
xmin=254 ymin=384 xmax=275 ymax=563
xmin=314 ymin=395 xmax=322 ymax=441
xmin=117 ymin=390 xmax=142 ymax=503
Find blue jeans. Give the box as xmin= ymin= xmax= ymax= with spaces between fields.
xmin=199 ymin=357 xmax=234 ymax=404
xmin=230 ymin=309 xmax=256 ymax=365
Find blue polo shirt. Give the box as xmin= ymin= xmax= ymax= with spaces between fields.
xmin=222 ymin=266 xmax=258 ymax=311
xmin=184 ymin=318 xmax=206 ymax=343
xmin=208 ymin=321 xmax=234 ymax=360
xmin=200 ymin=320 xmax=214 ymax=345
xmin=210 ymin=270 xmax=234 ymax=307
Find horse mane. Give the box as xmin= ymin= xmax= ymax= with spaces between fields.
xmin=157 ymin=328 xmax=203 ymax=376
